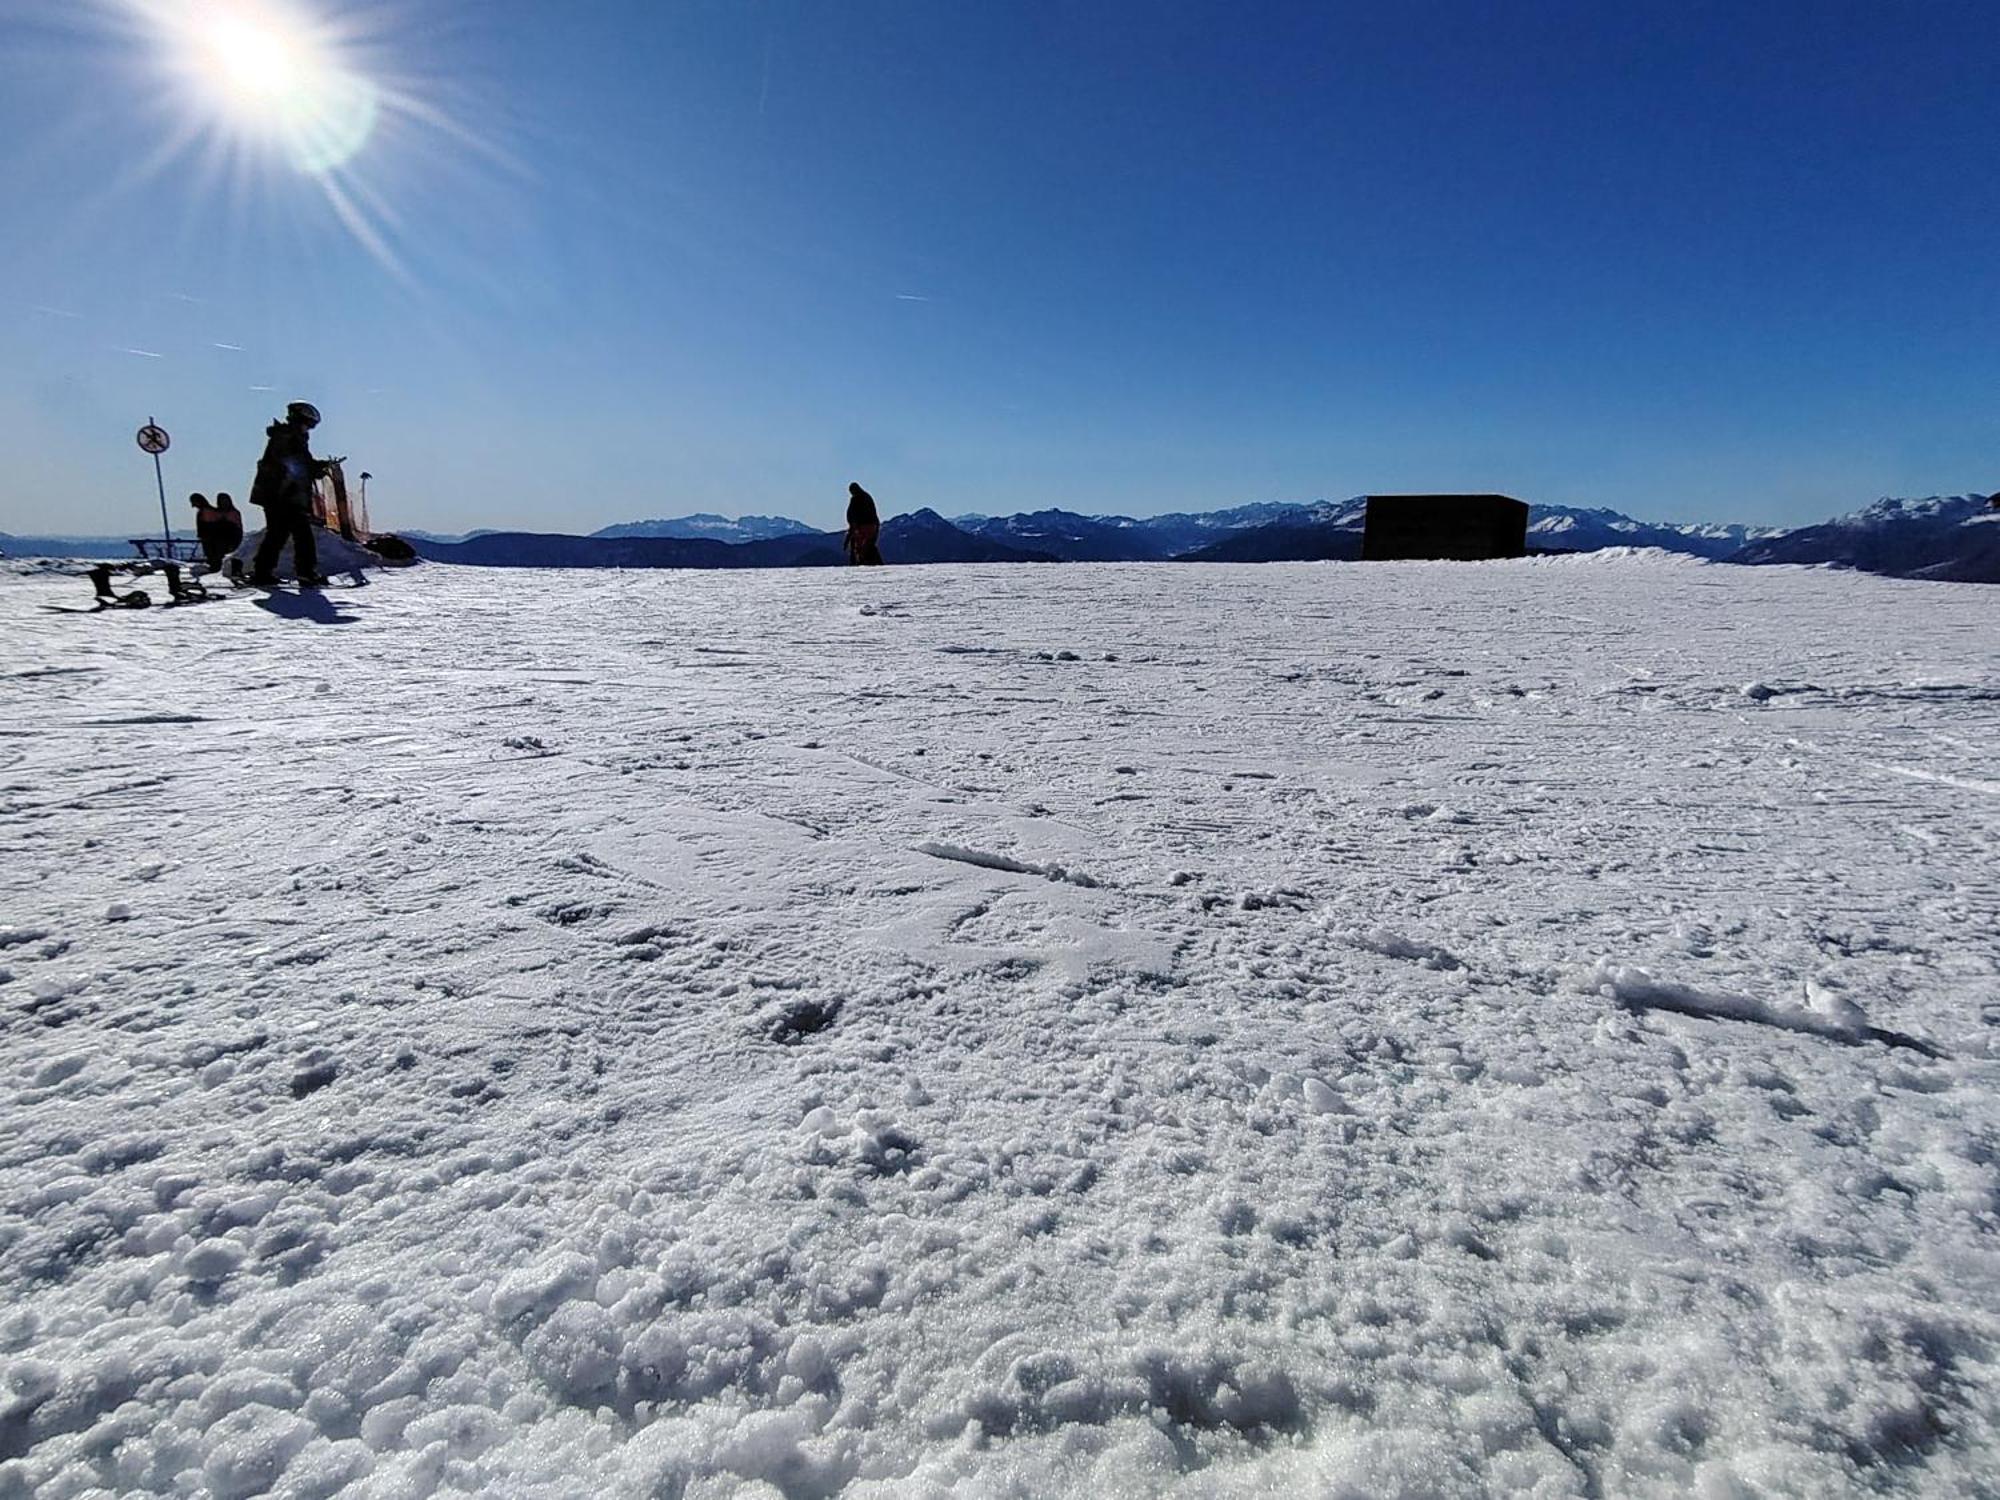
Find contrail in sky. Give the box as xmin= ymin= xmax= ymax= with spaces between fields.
xmin=123 ymin=348 xmax=163 ymax=358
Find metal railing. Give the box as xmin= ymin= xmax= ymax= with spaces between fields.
xmin=130 ymin=538 xmax=209 ymax=564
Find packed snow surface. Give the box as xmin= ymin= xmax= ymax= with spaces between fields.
xmin=226 ymin=529 xmax=387 ymax=580
xmin=2 ymin=556 xmax=1997 ymax=1498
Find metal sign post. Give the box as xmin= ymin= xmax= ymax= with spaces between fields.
xmin=136 ymin=420 xmax=172 ymax=555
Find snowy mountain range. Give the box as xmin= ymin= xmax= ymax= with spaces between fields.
xmin=947 ymin=502 xmax=1351 ymax=561
xmin=945 ymin=510 xmax=1186 ymax=561
xmin=11 ymin=493 xmax=1997 ymax=580
xmin=1527 ymin=507 xmax=1784 ymax=560
xmin=1731 ymin=494 xmax=1999 ymax=582
xmin=592 ymin=513 xmax=821 ymax=543
xmin=952 ymin=500 xmax=1785 ymax=564
xmin=413 ymin=510 xmax=1053 ymax=569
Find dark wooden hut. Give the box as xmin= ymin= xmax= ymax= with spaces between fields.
xmin=1361 ymin=494 xmax=1530 ymax=561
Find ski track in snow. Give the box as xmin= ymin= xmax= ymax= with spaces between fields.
xmin=0 ymin=556 xmax=1997 ymax=1498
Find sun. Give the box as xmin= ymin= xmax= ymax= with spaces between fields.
xmin=90 ymin=0 xmax=498 ymax=277
xmin=200 ymin=14 xmax=306 ymax=103
xmin=147 ymin=0 xmax=380 ymax=174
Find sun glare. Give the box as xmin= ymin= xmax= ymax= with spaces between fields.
xmin=90 ymin=0 xmax=499 ymax=278
xmin=204 ymin=16 xmax=302 ymax=101
xmin=146 ymin=0 xmax=380 ymax=174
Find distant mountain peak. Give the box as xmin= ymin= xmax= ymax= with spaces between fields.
xmin=1524 ymin=504 xmax=1778 ymax=559
xmin=1733 ymin=494 xmax=1997 ymax=582
xmin=1843 ymin=494 xmax=1987 ymax=527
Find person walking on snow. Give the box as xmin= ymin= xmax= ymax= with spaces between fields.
xmin=248 ymin=401 xmax=331 ymax=585
xmin=845 ymin=482 xmax=884 ymax=566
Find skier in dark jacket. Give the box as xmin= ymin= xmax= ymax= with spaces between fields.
xmin=248 ymin=402 xmax=329 ymax=585
xmin=845 ymin=482 xmax=884 ymax=566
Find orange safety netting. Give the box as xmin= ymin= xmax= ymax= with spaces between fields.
xmin=309 ymin=462 xmax=371 ymax=540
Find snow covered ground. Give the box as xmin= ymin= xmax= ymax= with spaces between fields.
xmin=2 ymin=553 xmax=1997 ymax=1498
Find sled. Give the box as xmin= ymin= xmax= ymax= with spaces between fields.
xmin=72 ymin=559 xmax=213 ymax=611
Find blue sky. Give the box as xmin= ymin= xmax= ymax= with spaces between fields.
xmin=2 ymin=0 xmax=1996 ymax=536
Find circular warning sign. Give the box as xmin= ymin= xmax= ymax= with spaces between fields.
xmin=136 ymin=423 xmax=170 ymax=455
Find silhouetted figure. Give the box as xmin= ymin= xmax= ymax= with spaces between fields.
xmin=845 ymin=482 xmax=884 ymax=566
xmin=249 ymin=402 xmax=330 ymax=585
xmin=190 ymin=492 xmax=233 ymax=571
xmin=214 ymin=494 xmax=244 ymax=559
